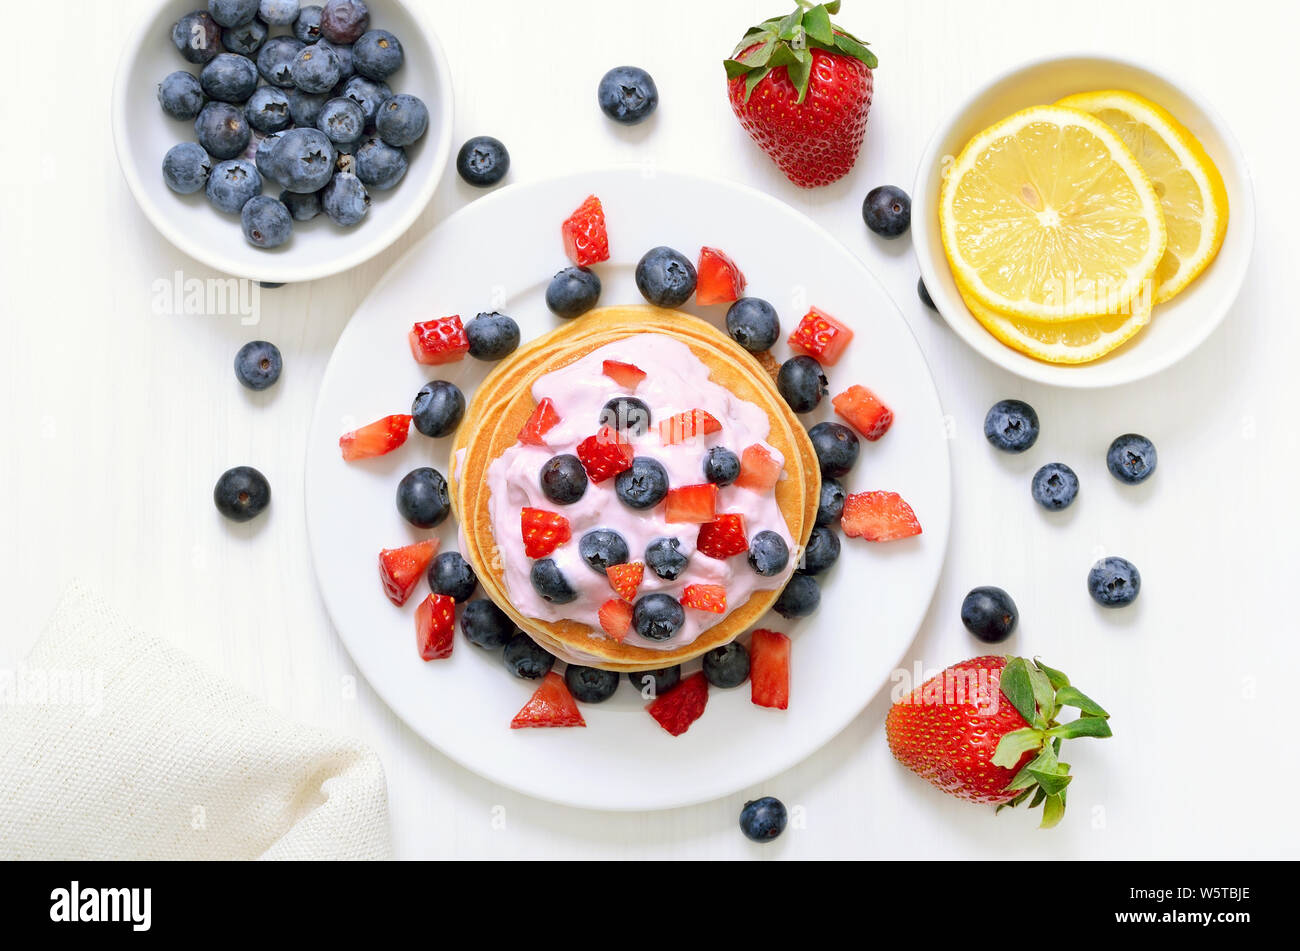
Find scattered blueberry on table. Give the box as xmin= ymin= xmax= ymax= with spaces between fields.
xmin=862 ymin=184 xmax=911 ymax=238
xmin=597 ymin=66 xmax=659 ymax=125
xmin=233 ymin=339 xmax=283 ymax=389
xmin=739 ymin=796 xmax=788 ymax=843
xmin=960 ymin=586 xmax=1018 ymax=643
xmin=1088 ymin=557 xmax=1141 ymax=607
xmin=983 ymin=398 xmax=1039 ymax=453
xmin=1106 ymin=434 xmax=1157 ymax=484
xmin=1032 ymin=462 xmax=1079 ymax=511
xmin=213 ymin=465 xmax=271 ymax=521
xmin=456 ymin=136 xmax=510 ymax=187
xmin=917 ymin=277 xmax=937 ymax=311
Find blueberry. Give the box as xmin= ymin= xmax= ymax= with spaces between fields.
xmin=815 ymin=478 xmax=846 ymax=526
xmin=195 ymin=102 xmax=251 ymax=160
xmin=340 ymin=75 xmax=391 ymax=124
xmin=774 ymin=574 xmax=819 ymax=619
xmin=313 ymin=97 xmax=364 ymax=148
xmin=234 ymin=340 xmax=282 ymax=390
xmin=375 ymin=93 xmax=428 ymax=147
xmin=530 ymin=558 xmax=577 ymax=604
xmin=395 ymin=467 xmax=450 ymax=528
xmin=579 ymin=529 xmax=629 ymax=575
xmin=703 ymin=446 xmax=740 ymax=486
xmin=208 ymin=0 xmax=259 ymax=28
xmin=862 ymin=185 xmax=911 ymax=238
xmin=294 ymin=4 xmax=324 ymax=42
xmin=200 ymin=53 xmax=259 ymax=103
xmin=271 ymin=128 xmax=336 ymax=193
xmin=291 ymin=44 xmax=340 ymax=93
xmin=455 ymin=135 xmax=509 ymax=187
xmin=747 ymin=530 xmax=789 ymax=577
xmin=503 ymin=632 xmax=555 ymax=680
xmin=158 ymin=71 xmax=206 ymax=120
xmin=725 ymin=297 xmax=780 ymax=352
xmin=222 ymin=19 xmax=267 ymax=56
xmin=1106 ymin=434 xmax=1157 ymax=485
xmin=279 ymin=188 xmax=321 ymax=221
xmin=597 ymin=65 xmax=658 ymax=124
xmin=286 ymin=88 xmax=330 ymax=127
xmin=633 ymin=593 xmax=685 ymax=641
xmin=1032 ymin=463 xmax=1079 ymax=511
xmin=354 ymin=136 xmax=407 ymax=189
xmin=213 ymin=465 xmax=270 ymax=521
xmin=259 ymin=0 xmax=300 ymax=26
xmin=540 ymin=454 xmax=588 ymax=505
xmin=703 ymin=642 xmax=750 ymax=688
xmin=172 ymin=11 xmax=222 ymax=65
xmin=984 ymin=399 xmax=1039 ymax=453
xmin=615 ymin=457 xmax=669 ymax=509
xmin=599 ymin=397 xmax=651 ymax=437
xmin=918 ymin=277 xmax=937 ymax=311
xmin=317 ymin=39 xmax=353 ymax=81
xmin=244 ymin=86 xmax=292 ymax=133
xmin=353 ymin=29 xmax=403 ymax=80
xmin=545 ymin=267 xmax=601 ymax=319
xmin=739 ymin=797 xmax=787 ymax=843
xmin=960 ymin=586 xmax=1018 ymax=643
xmin=411 ymin=380 xmax=465 ymax=438
xmin=256 ymin=132 xmax=285 ymax=182
xmin=460 ymin=598 xmax=516 ymax=649
xmin=797 ymin=524 xmax=840 ymax=575
xmin=627 ymin=666 xmax=680 ymax=697
xmin=205 ymin=159 xmax=262 ymax=214
xmin=321 ymin=171 xmax=370 ymax=225
xmin=635 ymin=246 xmax=696 ymax=308
xmin=645 ymin=536 xmax=687 ymax=581
xmin=777 ymin=355 xmax=827 ymax=413
xmin=1088 ymin=557 xmax=1141 ymax=607
xmin=428 ymin=551 xmax=478 ymax=603
xmin=465 ymin=312 xmax=520 ymax=360
xmin=162 ymin=142 xmax=212 ymax=194
xmin=257 ymin=36 xmax=306 ymax=87
xmin=565 ymin=666 xmax=620 ymax=703
xmin=808 ymin=421 xmax=859 ymax=478
xmin=320 ymin=0 xmax=370 ymax=44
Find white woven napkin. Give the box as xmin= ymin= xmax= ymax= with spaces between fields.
xmin=0 ymin=585 xmax=391 ymax=860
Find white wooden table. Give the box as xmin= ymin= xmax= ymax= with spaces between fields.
xmin=3 ymin=0 xmax=1297 ymax=858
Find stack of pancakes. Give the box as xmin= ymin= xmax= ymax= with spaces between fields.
xmin=450 ymin=306 xmax=819 ymax=672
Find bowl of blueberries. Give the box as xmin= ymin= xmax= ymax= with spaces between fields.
xmin=113 ymin=0 xmax=453 ymax=283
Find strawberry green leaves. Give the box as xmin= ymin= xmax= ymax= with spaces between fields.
xmin=723 ymin=1 xmax=877 ymax=104
xmin=991 ymin=656 xmax=1112 ymax=828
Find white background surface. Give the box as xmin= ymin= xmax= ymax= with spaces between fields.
xmin=2 ymin=0 xmax=1297 ymax=858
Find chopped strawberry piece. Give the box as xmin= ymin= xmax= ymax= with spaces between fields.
xmin=695 ymin=247 xmax=747 ymax=305
xmin=561 ymin=194 xmax=609 ymax=266
xmin=602 ymin=360 xmax=646 ymax=388
xmin=518 ymin=397 xmax=561 ymax=446
xmin=575 ymin=426 xmax=634 ymax=483
xmin=511 ymin=671 xmax=586 ymax=729
xmin=340 ymin=414 xmax=413 ymax=461
xmin=378 ymin=539 xmax=439 ymax=605
xmin=415 ymin=593 xmax=456 ymax=660
xmin=521 ymin=507 xmax=571 ymax=558
xmin=680 ymin=583 xmax=726 ymax=613
xmin=734 ymin=444 xmax=783 ymax=491
xmin=696 ymin=513 xmax=748 ymax=559
xmin=788 ymin=307 xmax=854 ymax=365
xmin=832 ymin=385 xmax=894 ymax=441
xmin=647 ymin=671 xmax=710 ymax=736
xmin=841 ymin=491 xmax=922 ymax=541
xmin=408 ymin=315 xmax=469 ymax=365
xmin=664 ymin=483 xmax=718 ymax=523
xmin=606 ymin=562 xmax=644 ymax=602
xmin=659 ymin=409 xmax=723 ymax=445
xmin=750 ymin=629 xmax=790 ymax=709
xmin=598 ymin=599 xmax=633 ymax=641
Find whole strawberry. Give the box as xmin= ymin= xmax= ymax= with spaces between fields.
xmin=724 ymin=1 xmax=877 ymax=187
xmin=885 ymin=655 xmax=1112 ymax=827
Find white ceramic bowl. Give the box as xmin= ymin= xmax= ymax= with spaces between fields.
xmin=912 ymin=54 xmax=1255 ymax=388
xmin=112 ymin=0 xmax=453 ymax=284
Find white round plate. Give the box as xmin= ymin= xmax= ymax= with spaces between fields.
xmin=306 ymin=168 xmax=951 ymax=810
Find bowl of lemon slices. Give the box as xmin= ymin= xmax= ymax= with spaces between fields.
xmin=913 ymin=55 xmax=1254 ymax=387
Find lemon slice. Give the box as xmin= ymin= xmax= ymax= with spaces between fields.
xmin=1056 ymin=90 xmax=1229 ymax=303
xmin=940 ymin=105 xmax=1166 ymax=321
xmin=956 ymin=277 xmax=1152 ymax=364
